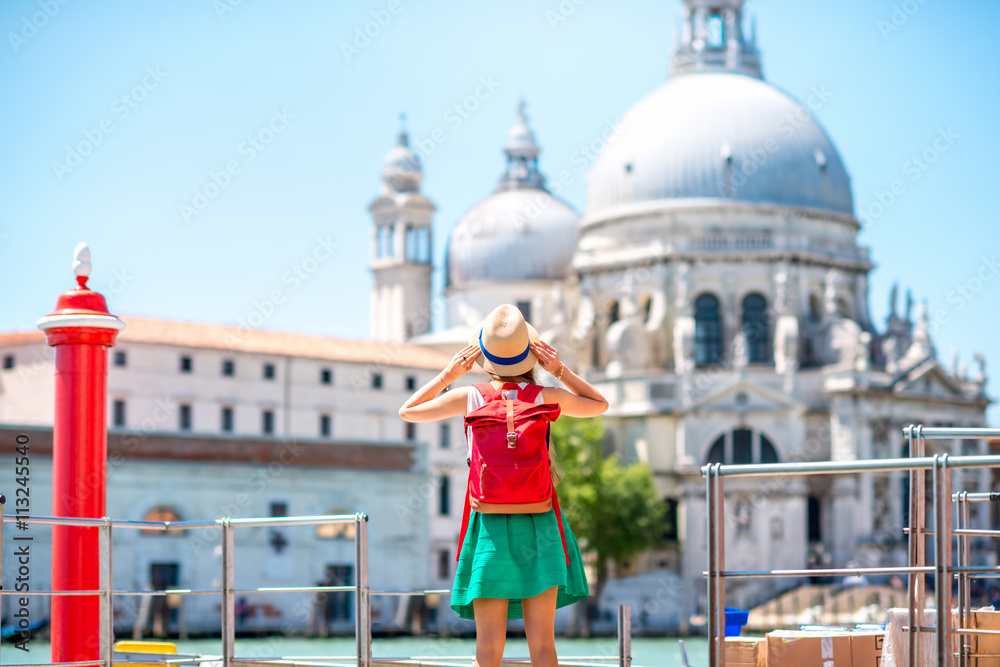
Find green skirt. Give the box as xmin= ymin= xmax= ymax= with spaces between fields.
xmin=450 ymin=508 xmax=590 ymax=621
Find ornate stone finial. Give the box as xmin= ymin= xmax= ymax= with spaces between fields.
xmin=951 ymin=348 xmax=960 ymax=376
xmin=889 ymin=283 xmax=898 ymax=318
xmin=497 ymin=101 xmax=545 ymax=191
xmin=671 ymin=0 xmax=762 ymax=79
xmin=398 ymin=112 xmax=408 ymax=147
xmin=905 ymin=288 xmax=914 ymax=322
xmin=73 ymin=242 xmax=91 ymax=287
xmin=974 ymin=352 xmax=986 ymax=383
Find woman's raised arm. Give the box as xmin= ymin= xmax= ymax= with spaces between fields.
xmin=398 ymin=343 xmax=480 ymax=423
xmin=532 ymin=339 xmax=609 ymax=418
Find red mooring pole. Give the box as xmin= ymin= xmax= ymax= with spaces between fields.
xmin=37 ymin=243 xmax=124 ymax=662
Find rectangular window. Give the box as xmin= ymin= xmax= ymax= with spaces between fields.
xmin=221 ymin=406 xmax=234 ymax=433
xmin=179 ymin=404 xmax=192 ymax=431
xmin=113 ymin=351 xmax=127 ymax=368
xmin=270 ymin=501 xmax=288 ymax=517
xmin=113 ymin=400 xmax=126 ymax=428
xmin=440 ymin=422 xmax=451 ymax=449
xmin=437 ymin=549 xmax=450 ymax=579
xmin=516 ymin=300 xmax=532 ymax=324
xmin=179 ymin=356 xmax=193 ymax=373
xmin=262 ymin=409 xmax=274 ymax=435
xmin=2 ymin=354 xmax=13 ymax=370
xmin=439 ymin=474 xmax=450 ymax=516
xmin=405 ymin=422 xmax=416 ymax=441
xmin=263 ymin=363 xmax=276 ymax=380
xmin=405 ymin=375 xmax=416 ymax=391
xmin=320 ymin=414 xmax=331 ymax=438
xmin=222 ymin=359 xmax=235 ymax=377
xmin=371 ymin=373 xmax=383 ymax=389
xmin=320 ymin=368 xmax=333 ymax=385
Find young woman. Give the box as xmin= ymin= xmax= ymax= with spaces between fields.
xmin=399 ymin=304 xmax=608 ymax=667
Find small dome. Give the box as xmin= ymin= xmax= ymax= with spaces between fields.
xmin=446 ymin=189 xmax=578 ymax=288
xmin=585 ymin=72 xmax=854 ymax=218
xmin=382 ymin=131 xmax=421 ymax=193
xmin=447 ymin=102 xmax=578 ymax=289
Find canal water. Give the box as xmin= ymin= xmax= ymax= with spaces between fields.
xmin=6 ymin=636 xmax=712 ymax=666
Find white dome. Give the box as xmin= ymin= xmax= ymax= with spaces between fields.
xmin=382 ymin=132 xmax=421 ymax=193
xmin=585 ymin=72 xmax=854 ymax=218
xmin=446 ymin=189 xmax=578 ymax=289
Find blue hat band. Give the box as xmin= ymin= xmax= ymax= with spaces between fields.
xmin=479 ymin=329 xmax=531 ymax=366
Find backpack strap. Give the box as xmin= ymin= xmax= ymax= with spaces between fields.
xmin=456 ymin=489 xmax=472 ymax=563
xmin=551 ymin=485 xmax=569 ymax=565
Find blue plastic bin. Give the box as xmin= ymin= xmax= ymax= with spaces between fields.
xmin=724 ymin=607 xmax=749 ymax=637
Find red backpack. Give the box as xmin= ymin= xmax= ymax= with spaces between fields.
xmin=458 ymin=382 xmax=568 ymax=564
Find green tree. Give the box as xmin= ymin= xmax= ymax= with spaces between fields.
xmin=551 ymin=416 xmax=666 ymax=634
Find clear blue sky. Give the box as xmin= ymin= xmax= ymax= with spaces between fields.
xmin=1 ymin=0 xmax=997 ymax=423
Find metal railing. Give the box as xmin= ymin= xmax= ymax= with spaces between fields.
xmin=1 ymin=505 xmax=634 ymax=667
xmin=702 ymin=424 xmax=1000 ymax=667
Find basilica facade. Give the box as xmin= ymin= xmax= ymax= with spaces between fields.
xmin=371 ymin=0 xmax=992 ymax=623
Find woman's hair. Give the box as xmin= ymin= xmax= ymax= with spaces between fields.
xmin=486 ymin=366 xmax=563 ymax=484
xmin=487 ymin=367 xmax=536 ymax=385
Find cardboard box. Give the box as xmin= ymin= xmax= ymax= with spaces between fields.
xmin=725 ymin=637 xmax=765 ymax=667
xmin=953 ymin=608 xmax=1000 ymax=667
xmin=849 ymin=630 xmax=884 ymax=666
xmin=766 ymin=630 xmax=853 ymax=666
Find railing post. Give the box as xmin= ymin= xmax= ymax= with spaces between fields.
xmin=715 ymin=467 xmax=726 ymax=667
xmin=907 ymin=425 xmax=926 ymax=667
xmin=707 ymin=465 xmax=718 ymax=667
xmin=221 ymin=519 xmax=235 ymax=667
xmin=355 ymin=513 xmax=371 ymax=667
xmin=956 ymin=492 xmax=968 ymax=667
xmin=933 ymin=455 xmax=953 ymax=667
xmin=617 ymin=604 xmax=631 ymax=667
xmin=1 ymin=494 xmax=5 ymax=667
xmin=100 ymin=518 xmax=113 ymax=667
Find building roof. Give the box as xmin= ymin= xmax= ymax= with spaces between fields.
xmin=0 ymin=316 xmax=454 ymax=370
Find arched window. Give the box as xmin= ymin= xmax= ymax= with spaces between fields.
xmin=706 ymin=436 xmax=724 ymax=464
xmin=439 ymin=475 xmax=450 ymax=516
xmin=662 ymin=498 xmax=679 ymax=542
xmin=694 ymin=294 xmax=722 ymax=366
xmin=405 ymin=225 xmax=416 ymax=261
xmin=704 ymin=430 xmax=781 ymax=465
xmin=741 ymin=293 xmax=769 ymax=363
xmin=386 ymin=226 xmax=395 ymax=258
xmin=761 ymin=435 xmax=779 ymax=463
xmin=140 ymin=507 xmax=184 ymax=535
xmin=808 ymin=294 xmax=822 ymax=323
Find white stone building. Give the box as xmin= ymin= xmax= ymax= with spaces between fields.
xmin=370 ymin=0 xmax=992 ymax=626
xmin=0 ymin=319 xmax=467 ymax=634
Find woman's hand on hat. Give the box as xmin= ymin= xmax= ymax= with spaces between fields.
xmin=531 ymin=339 xmax=562 ymax=375
xmin=442 ymin=344 xmax=480 ymax=384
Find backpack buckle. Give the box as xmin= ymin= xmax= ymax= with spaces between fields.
xmin=506 ymin=432 xmax=517 ymax=448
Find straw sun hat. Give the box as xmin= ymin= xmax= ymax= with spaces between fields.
xmin=469 ymin=304 xmax=539 ymax=377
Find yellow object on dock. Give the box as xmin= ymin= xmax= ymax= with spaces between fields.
xmin=113 ymin=641 xmax=178 ymax=667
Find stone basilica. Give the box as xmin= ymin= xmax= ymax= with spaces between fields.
xmin=369 ymin=0 xmax=992 ymax=621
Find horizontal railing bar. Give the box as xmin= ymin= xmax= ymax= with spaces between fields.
xmin=0 ymin=662 xmax=105 ymax=667
xmin=903 ymin=426 xmax=1000 ymax=440
xmin=112 ymin=589 xmax=221 ymax=596
xmin=371 ymin=589 xmax=453 ymax=596
xmin=702 ymin=455 xmax=1000 ymax=478
xmin=704 ymin=566 xmax=935 ymax=578
xmin=227 ymin=515 xmax=359 ymax=527
xmin=0 ymin=589 xmax=105 ymax=596
xmin=953 ymin=492 xmax=1000 ymax=502
xmin=1 ymin=514 xmax=359 ymax=529
xmin=953 ymin=529 xmax=1000 ymax=537
xmin=237 ymin=586 xmax=357 ymax=593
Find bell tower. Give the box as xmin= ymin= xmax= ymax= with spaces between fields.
xmin=370 ymin=121 xmax=435 ymax=342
